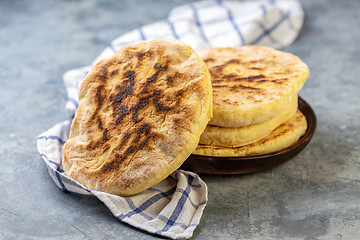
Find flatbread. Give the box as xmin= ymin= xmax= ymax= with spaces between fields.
xmin=193 ymin=110 xmax=307 ymax=157
xmin=199 ymin=94 xmax=298 ymax=147
xmin=197 ymin=46 xmax=309 ymax=127
xmin=62 ymin=39 xmax=212 ymax=196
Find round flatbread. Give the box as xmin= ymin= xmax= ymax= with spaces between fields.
xmin=193 ymin=110 xmax=307 ymax=157
xmin=197 ymin=46 xmax=309 ymax=127
xmin=199 ymin=94 xmax=298 ymax=147
xmin=63 ymin=39 xmax=212 ymax=196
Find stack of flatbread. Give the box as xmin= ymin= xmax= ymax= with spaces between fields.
xmin=62 ymin=40 xmax=309 ymax=196
xmin=193 ymin=46 xmax=309 ymax=157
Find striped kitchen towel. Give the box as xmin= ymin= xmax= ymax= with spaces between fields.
xmin=37 ymin=120 xmax=207 ymax=239
xmin=37 ymin=0 xmax=304 ymax=239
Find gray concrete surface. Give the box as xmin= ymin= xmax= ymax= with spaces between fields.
xmin=1 ymin=0 xmax=359 ymax=239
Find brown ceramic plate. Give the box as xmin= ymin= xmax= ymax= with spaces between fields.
xmin=181 ymin=97 xmax=317 ymax=174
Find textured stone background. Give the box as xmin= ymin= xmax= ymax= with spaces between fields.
xmin=1 ymin=0 xmax=359 ymax=239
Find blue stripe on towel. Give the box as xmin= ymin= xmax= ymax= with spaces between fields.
xmin=166 ymin=18 xmax=180 ymax=39
xmin=68 ymin=97 xmax=78 ymax=109
xmin=155 ymin=175 xmax=194 ymax=234
xmin=56 ymin=170 xmax=69 ymax=193
xmin=217 ymin=0 xmax=245 ymax=45
xmin=250 ymin=10 xmax=291 ymax=45
xmin=108 ymin=43 xmax=117 ymax=53
xmin=118 ymin=186 xmax=177 ymax=221
xmin=38 ymin=135 xmax=65 ymax=145
xmin=138 ymin=27 xmax=146 ymax=40
xmin=39 ymin=153 xmax=69 ymax=193
xmin=40 ymin=153 xmax=60 ymax=168
xmin=189 ymin=4 xmax=210 ymax=44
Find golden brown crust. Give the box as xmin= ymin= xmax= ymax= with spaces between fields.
xmin=199 ymin=94 xmax=298 ymax=147
xmin=197 ymin=46 xmax=309 ymax=127
xmin=193 ymin=110 xmax=307 ymax=157
xmin=62 ymin=39 xmax=212 ymax=196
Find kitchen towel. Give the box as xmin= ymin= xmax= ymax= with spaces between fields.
xmin=37 ymin=0 xmax=304 ymax=239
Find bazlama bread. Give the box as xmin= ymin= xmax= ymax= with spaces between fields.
xmin=63 ymin=39 xmax=212 ymax=196
xmin=197 ymin=46 xmax=309 ymax=127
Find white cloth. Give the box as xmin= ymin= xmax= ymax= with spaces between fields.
xmin=37 ymin=0 xmax=304 ymax=239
